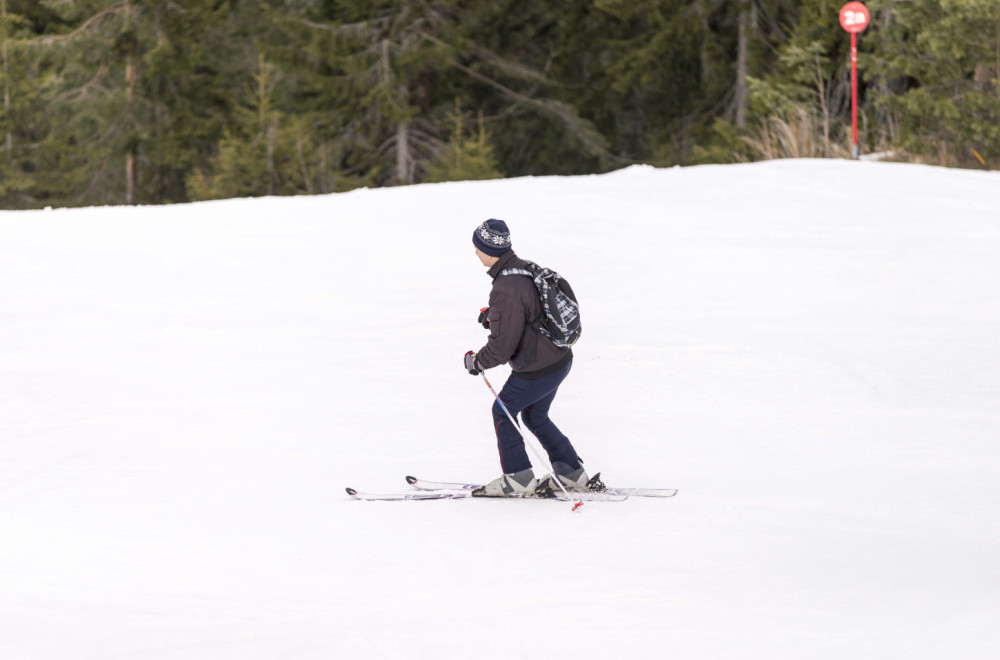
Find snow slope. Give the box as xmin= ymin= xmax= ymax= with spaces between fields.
xmin=2 ymin=160 xmax=999 ymax=659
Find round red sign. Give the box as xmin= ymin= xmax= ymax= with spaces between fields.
xmin=839 ymin=1 xmax=870 ymax=33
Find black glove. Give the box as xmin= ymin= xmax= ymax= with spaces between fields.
xmin=478 ymin=307 xmax=490 ymax=329
xmin=464 ymin=350 xmax=482 ymax=375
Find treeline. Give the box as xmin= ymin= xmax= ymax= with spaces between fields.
xmin=1 ymin=0 xmax=998 ymax=209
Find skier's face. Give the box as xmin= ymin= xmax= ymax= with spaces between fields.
xmin=475 ymin=248 xmax=498 ymax=268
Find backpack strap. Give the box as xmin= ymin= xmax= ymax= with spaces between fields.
xmin=498 ymin=267 xmax=533 ymax=279
xmin=497 ymin=266 xmax=544 ymax=336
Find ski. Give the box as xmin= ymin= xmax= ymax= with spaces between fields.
xmin=345 ymin=487 xmax=467 ymax=502
xmin=405 ymin=474 xmax=678 ymax=498
xmin=405 ymin=476 xmax=479 ymax=491
xmin=345 ymin=486 xmax=628 ymax=502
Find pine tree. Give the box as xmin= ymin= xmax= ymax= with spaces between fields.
xmin=563 ymin=0 xmax=707 ymax=164
xmin=0 ymin=0 xmax=32 ymax=206
xmin=266 ymin=0 xmax=465 ymax=186
xmin=424 ymin=99 xmax=502 ymax=182
xmin=453 ymin=0 xmax=612 ymax=173
xmin=872 ymin=0 xmax=1000 ymax=167
xmin=187 ymin=53 xmax=281 ymax=200
xmin=188 ymin=51 xmax=349 ymax=200
xmin=33 ymin=0 xmax=237 ymax=205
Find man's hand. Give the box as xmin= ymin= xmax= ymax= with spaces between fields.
xmin=478 ymin=307 xmax=490 ymax=329
xmin=464 ymin=350 xmax=482 ymax=375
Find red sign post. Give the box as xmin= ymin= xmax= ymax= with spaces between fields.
xmin=839 ymin=1 xmax=870 ymax=159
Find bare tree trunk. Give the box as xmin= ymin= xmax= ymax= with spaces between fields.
xmin=124 ymin=0 xmax=137 ymax=204
xmin=379 ymin=35 xmax=412 ymax=185
xmin=396 ymin=120 xmax=410 ymax=184
xmin=814 ymin=54 xmax=830 ymax=157
xmin=2 ymin=0 xmax=11 ymax=153
xmin=734 ymin=0 xmax=751 ymax=128
xmin=254 ymin=54 xmax=278 ymax=195
xmin=266 ymin=122 xmax=276 ymax=195
xmin=296 ymin=125 xmax=314 ymax=195
xmin=320 ymin=136 xmax=330 ymax=193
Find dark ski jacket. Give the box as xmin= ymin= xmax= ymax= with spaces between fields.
xmin=476 ymin=250 xmax=572 ymax=379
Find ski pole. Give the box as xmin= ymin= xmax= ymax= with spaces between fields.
xmin=478 ymin=371 xmax=583 ymax=511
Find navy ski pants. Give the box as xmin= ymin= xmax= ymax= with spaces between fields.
xmin=492 ymin=361 xmax=580 ymax=474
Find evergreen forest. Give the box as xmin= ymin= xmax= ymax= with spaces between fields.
xmin=1 ymin=0 xmax=998 ymax=209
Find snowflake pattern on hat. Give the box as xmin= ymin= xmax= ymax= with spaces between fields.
xmin=476 ymin=223 xmax=510 ymax=249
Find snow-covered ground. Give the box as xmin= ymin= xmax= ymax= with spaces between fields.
xmin=2 ymin=160 xmax=998 ymax=659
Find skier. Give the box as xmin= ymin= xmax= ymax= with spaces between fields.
xmin=463 ymin=219 xmax=590 ymax=497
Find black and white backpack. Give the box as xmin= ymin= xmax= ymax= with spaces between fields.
xmin=501 ymin=261 xmax=581 ymax=348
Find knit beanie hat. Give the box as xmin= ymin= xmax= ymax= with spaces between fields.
xmin=472 ymin=219 xmax=512 ymax=257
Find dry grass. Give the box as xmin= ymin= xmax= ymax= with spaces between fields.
xmin=742 ymin=106 xmax=851 ymax=160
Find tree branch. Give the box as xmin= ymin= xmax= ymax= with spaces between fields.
xmin=24 ymin=4 xmax=124 ymax=47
